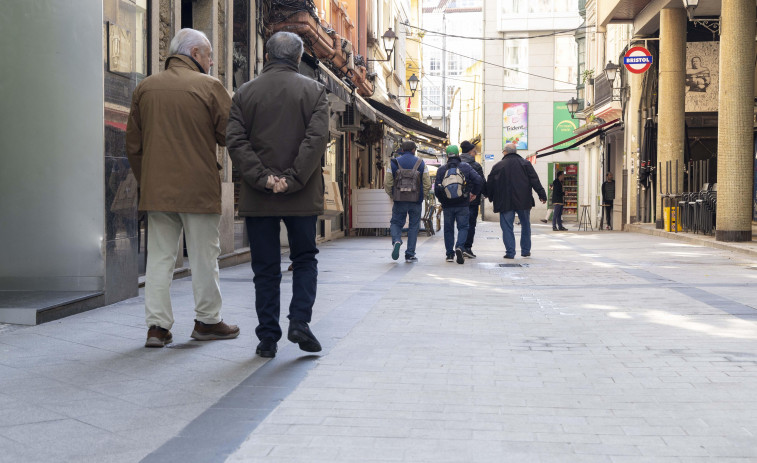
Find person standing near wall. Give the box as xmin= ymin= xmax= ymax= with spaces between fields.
xmin=602 ymin=172 xmax=615 ymax=230
xmin=126 ymin=28 xmax=239 ymax=348
xmin=552 ymin=171 xmax=568 ymax=231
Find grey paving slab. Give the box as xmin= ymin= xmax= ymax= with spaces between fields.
xmin=3 ymin=223 xmax=757 ymax=462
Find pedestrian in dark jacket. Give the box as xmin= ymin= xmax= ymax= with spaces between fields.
xmin=434 ymin=145 xmax=483 ymax=264
xmin=601 ymin=171 xmax=615 ymax=230
xmin=459 ymin=140 xmax=486 ymax=258
xmin=226 ymin=32 xmax=329 ymax=358
xmin=551 ymin=171 xmax=568 ymax=231
xmin=385 ymin=140 xmax=431 ymax=263
xmin=486 ymin=143 xmax=547 ymax=259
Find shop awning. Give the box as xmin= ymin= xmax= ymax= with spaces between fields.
xmin=354 ymin=94 xmax=377 ymax=122
xmin=367 ymin=99 xmax=448 ymax=144
xmin=316 ymin=63 xmax=352 ymax=105
xmin=530 ymin=119 xmax=621 ymax=160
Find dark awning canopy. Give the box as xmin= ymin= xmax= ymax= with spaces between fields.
xmin=532 ymin=119 xmax=621 ymax=158
xmin=368 ymin=99 xmax=447 ymax=144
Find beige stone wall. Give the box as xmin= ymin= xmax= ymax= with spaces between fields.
xmin=158 ymin=0 xmax=172 ymax=70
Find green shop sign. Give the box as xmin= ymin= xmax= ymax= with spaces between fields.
xmin=553 ymin=102 xmax=578 ymax=150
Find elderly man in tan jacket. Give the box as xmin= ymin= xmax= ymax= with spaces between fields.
xmin=126 ymin=28 xmax=239 ymax=348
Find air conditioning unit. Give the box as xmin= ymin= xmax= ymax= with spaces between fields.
xmin=339 ymin=102 xmax=362 ymax=130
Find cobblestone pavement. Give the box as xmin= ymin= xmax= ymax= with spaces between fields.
xmin=1 ymin=222 xmax=757 ymax=463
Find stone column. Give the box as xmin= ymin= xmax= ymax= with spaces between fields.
xmin=625 ymin=69 xmax=644 ymax=224
xmin=655 ymin=8 xmax=687 ymax=228
xmin=716 ymin=0 xmax=756 ymax=242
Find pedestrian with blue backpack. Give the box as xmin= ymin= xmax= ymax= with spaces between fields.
xmin=434 ymin=145 xmax=483 ymax=264
xmin=385 ymin=141 xmax=431 ymax=263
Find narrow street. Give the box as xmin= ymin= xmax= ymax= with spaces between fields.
xmin=2 ymin=223 xmax=757 ymax=462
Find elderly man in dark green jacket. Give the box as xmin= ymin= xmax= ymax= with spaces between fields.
xmin=226 ymin=32 xmax=329 ymax=358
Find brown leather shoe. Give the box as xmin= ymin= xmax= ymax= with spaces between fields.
xmin=145 ymin=326 xmax=173 ymax=348
xmin=190 ymin=319 xmax=240 ymax=341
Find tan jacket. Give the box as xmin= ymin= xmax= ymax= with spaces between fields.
xmin=126 ymin=55 xmax=232 ymax=214
xmin=227 ymin=60 xmax=329 ymax=217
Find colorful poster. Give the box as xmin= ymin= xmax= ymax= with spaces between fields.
xmin=553 ymin=102 xmax=578 ymax=150
xmin=502 ymin=103 xmax=528 ymax=150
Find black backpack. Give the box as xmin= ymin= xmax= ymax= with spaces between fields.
xmin=392 ymin=158 xmax=422 ymax=202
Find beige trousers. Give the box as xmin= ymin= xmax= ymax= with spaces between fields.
xmin=145 ymin=212 xmax=222 ymax=330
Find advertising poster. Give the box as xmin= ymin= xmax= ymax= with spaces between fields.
xmin=502 ymin=103 xmax=528 ymax=150
xmin=553 ymin=102 xmax=578 ymax=150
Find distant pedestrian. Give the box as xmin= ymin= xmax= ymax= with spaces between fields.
xmin=459 ymin=140 xmax=486 ymax=258
xmin=126 ymin=28 xmax=239 ymax=348
xmin=385 ymin=141 xmax=431 ymax=263
xmin=486 ymin=143 xmax=547 ymax=259
xmin=226 ymin=32 xmax=329 ymax=358
xmin=434 ymin=145 xmax=483 ymax=264
xmin=552 ymin=171 xmax=568 ymax=231
xmin=602 ymin=171 xmax=615 ymax=230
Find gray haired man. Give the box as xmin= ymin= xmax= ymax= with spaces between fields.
xmin=126 ymin=28 xmax=240 ymax=347
xmin=227 ymin=32 xmax=330 ymax=358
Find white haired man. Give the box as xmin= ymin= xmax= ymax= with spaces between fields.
xmin=126 ymin=28 xmax=239 ymax=347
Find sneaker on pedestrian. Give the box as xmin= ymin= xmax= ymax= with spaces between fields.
xmin=391 ymin=242 xmax=401 ymax=260
xmin=145 ymin=326 xmax=173 ymax=348
xmin=405 ymin=256 xmax=418 ymax=263
xmin=446 ymin=253 xmax=455 ymax=262
xmin=190 ymin=319 xmax=240 ymax=341
xmin=540 ymin=219 xmax=548 ymax=223
xmin=462 ymin=248 xmax=476 ymax=258
xmin=559 ymin=227 xmax=569 ymax=231
xmin=455 ymin=247 xmax=465 ymax=264
xmin=503 ymin=254 xmax=515 ymax=259
xmin=521 ymin=252 xmax=531 ymax=257
xmin=255 ymin=339 xmax=277 ymax=358
xmin=553 ymin=227 xmax=558 ymax=231
xmin=288 ymin=320 xmax=322 ymax=352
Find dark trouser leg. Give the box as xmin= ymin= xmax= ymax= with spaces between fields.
xmin=464 ymin=203 xmax=478 ymax=250
xmin=604 ymin=201 xmax=612 ymax=228
xmin=443 ymin=208 xmax=455 ymax=255
xmin=553 ymin=204 xmax=564 ymax=228
xmin=405 ymin=203 xmax=422 ymax=258
xmin=246 ymin=217 xmax=283 ymax=342
xmin=283 ymin=216 xmax=319 ymax=324
xmin=517 ymin=209 xmax=531 ymax=254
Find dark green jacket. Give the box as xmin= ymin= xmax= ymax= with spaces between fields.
xmin=227 ymin=60 xmax=329 ymax=216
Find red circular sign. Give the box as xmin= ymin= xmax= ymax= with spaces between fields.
xmin=624 ymin=46 xmax=653 ymax=74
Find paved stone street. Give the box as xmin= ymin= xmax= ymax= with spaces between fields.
xmin=2 ymin=221 xmax=757 ymax=462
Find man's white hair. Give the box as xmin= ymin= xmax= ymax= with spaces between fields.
xmin=504 ymin=143 xmax=517 ymax=154
xmin=169 ymin=28 xmax=211 ymax=56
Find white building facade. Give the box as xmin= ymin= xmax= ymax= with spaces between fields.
xmin=481 ymin=0 xmax=582 ymax=221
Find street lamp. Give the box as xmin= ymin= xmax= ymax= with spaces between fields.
xmin=604 ymin=61 xmax=620 ymax=84
xmin=367 ymin=28 xmax=398 ymax=64
xmin=426 ymin=115 xmax=433 ymax=126
xmin=682 ymin=0 xmax=698 ymax=19
xmin=382 ymin=28 xmax=397 ymax=60
xmin=566 ymin=97 xmax=579 ymax=118
xmin=407 ymin=73 xmax=419 ymax=97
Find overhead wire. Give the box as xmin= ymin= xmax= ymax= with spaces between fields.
xmin=403 ymin=22 xmax=595 ymax=41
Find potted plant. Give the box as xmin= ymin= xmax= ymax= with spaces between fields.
xmin=582 ymin=69 xmax=594 ymax=86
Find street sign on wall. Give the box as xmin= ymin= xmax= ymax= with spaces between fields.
xmin=553 ymin=102 xmax=578 ymax=150
xmin=623 ymin=46 xmax=653 ymax=74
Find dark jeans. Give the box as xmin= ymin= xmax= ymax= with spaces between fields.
xmin=246 ymin=216 xmax=318 ymax=342
xmin=443 ymin=206 xmax=469 ymax=255
xmin=552 ymin=204 xmax=564 ymax=229
xmin=500 ymin=209 xmax=531 ymax=257
xmin=463 ymin=203 xmax=479 ymax=250
xmin=389 ymin=201 xmax=422 ymax=258
xmin=603 ymin=201 xmax=612 ymax=228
